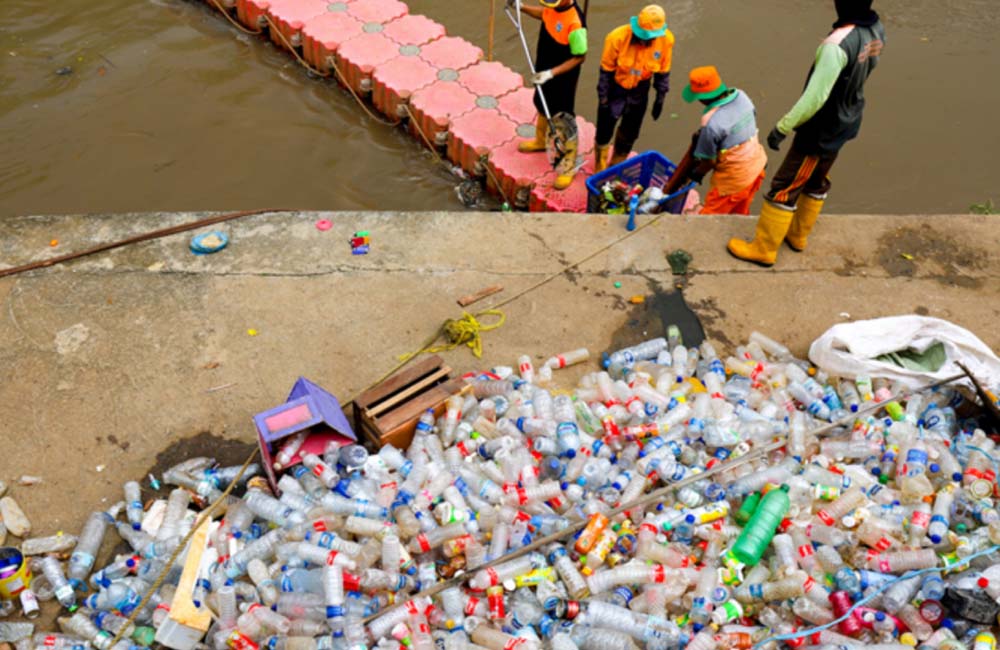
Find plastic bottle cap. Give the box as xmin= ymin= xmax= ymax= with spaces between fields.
xmin=900 ymin=633 xmax=917 ymax=647
xmin=978 ymin=577 xmax=990 ymax=588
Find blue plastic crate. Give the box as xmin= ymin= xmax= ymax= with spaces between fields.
xmin=585 ymin=150 xmax=694 ymax=215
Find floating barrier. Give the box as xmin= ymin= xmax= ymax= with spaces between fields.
xmin=195 ymin=0 xmax=602 ymax=212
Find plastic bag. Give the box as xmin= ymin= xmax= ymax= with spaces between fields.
xmin=808 ymin=315 xmax=1000 ymax=389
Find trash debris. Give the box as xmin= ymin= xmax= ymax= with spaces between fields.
xmin=55 ymin=66 xmax=73 ymax=76
xmin=667 ymin=248 xmax=693 ymax=275
xmin=20 ymin=533 xmax=78 ymax=556
xmin=247 ymin=329 xmax=258 ymax=337
xmin=17 ymin=477 xmax=41 ymax=487
xmin=0 ymin=497 xmax=31 ymax=538
xmin=901 ymin=253 xmax=915 ymax=260
xmin=350 ymin=231 xmax=370 ymax=255
xmin=189 ymin=231 xmax=229 ymax=255
xmin=0 ymin=621 xmax=33 ymax=643
xmin=613 ymin=281 xmax=622 ymax=288
xmin=315 ymin=219 xmax=333 ymax=232
xmin=49 ymin=239 xmax=59 ymax=248
xmin=5 ymin=325 xmax=1000 ymax=650
xmin=628 ymin=295 xmax=645 ymax=304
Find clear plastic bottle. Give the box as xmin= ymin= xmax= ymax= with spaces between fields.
xmin=69 ymin=511 xmax=114 ymax=586
xmin=38 ymin=556 xmax=75 ymax=608
xmin=273 ymin=432 xmax=309 ymax=470
xmin=123 ymin=481 xmax=144 ymax=531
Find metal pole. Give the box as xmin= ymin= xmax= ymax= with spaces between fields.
xmin=488 ymin=0 xmax=496 ymax=61
xmin=506 ymin=0 xmax=552 ymax=120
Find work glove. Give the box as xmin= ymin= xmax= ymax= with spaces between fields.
xmin=651 ymin=93 xmax=666 ymax=121
xmin=767 ymin=126 xmax=786 ymax=151
xmin=531 ymin=69 xmax=554 ymax=85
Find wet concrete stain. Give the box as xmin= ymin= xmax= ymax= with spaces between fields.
xmin=875 ymin=225 xmax=986 ymax=288
xmin=606 ymin=285 xmax=707 ymax=354
xmin=146 ymin=430 xmax=256 ymax=492
xmin=107 ymin=434 xmax=129 ymax=452
xmin=685 ymin=296 xmax=732 ymax=349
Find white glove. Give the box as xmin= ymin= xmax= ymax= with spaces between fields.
xmin=531 ymin=69 xmax=554 ymax=85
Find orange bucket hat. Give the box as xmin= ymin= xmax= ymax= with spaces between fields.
xmin=682 ymin=66 xmax=728 ymax=103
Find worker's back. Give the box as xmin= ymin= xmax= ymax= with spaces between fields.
xmin=798 ymin=20 xmax=886 ymax=153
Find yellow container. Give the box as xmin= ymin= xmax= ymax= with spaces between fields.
xmin=0 ymin=546 xmax=32 ymax=600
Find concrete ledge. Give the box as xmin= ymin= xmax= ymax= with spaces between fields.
xmin=1 ymin=211 xmax=998 ymax=539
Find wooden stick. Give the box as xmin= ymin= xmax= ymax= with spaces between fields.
xmin=360 ymin=371 xmax=966 ymax=624
xmin=488 ymin=0 xmax=496 ymax=61
xmin=457 ymin=284 xmax=504 ymax=307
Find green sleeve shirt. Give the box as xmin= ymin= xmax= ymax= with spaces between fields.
xmin=777 ymin=43 xmax=848 ymax=135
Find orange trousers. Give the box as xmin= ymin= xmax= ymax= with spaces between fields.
xmin=700 ymin=170 xmax=766 ymax=216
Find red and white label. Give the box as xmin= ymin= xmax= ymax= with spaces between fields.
xmin=504 ymin=638 xmax=527 ymax=650
xmin=313 ymin=520 xmax=328 ymax=532
xmin=816 ymin=510 xmax=834 ymax=526
xmin=874 ymin=537 xmax=893 ymax=552
xmin=416 ymin=534 xmax=431 ymax=553
xmin=326 ymin=551 xmax=339 ymax=565
xmin=486 ymin=567 xmax=500 ymax=586
xmin=651 ymin=565 xmax=666 ymax=582
xmin=516 ymin=488 xmax=528 ymax=505
xmin=911 ymin=510 xmax=931 ymax=528
xmin=465 ymin=597 xmax=481 ymax=616
xmin=797 ymin=544 xmax=814 ymax=559
xmin=554 ymin=355 xmax=567 ymax=369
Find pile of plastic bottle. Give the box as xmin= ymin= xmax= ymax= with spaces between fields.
xmin=6 ymin=329 xmax=1000 ymax=650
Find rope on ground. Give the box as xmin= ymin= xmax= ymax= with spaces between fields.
xmin=207 ymin=0 xmax=263 ymax=35
xmin=107 ymin=448 xmax=260 ymax=649
xmin=0 ymin=208 xmax=285 ymax=279
xmin=398 ymin=309 xmax=505 ymax=362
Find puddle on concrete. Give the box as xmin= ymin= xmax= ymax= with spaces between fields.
xmin=606 ymin=287 xmax=705 ymax=354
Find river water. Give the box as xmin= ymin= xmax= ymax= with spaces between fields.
xmin=2 ymin=0 xmax=997 ymax=215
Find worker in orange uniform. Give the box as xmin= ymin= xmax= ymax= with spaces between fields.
xmin=594 ymin=5 xmax=673 ymax=172
xmin=513 ymin=0 xmax=588 ymax=190
xmin=679 ymin=66 xmax=767 ymax=215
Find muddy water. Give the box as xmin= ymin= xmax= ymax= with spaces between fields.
xmin=2 ymin=0 xmax=997 ymax=216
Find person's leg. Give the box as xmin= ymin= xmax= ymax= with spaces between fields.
xmin=726 ymin=147 xmax=814 ymax=265
xmin=595 ymin=103 xmax=617 ymax=172
xmin=786 ymin=150 xmax=838 ymax=251
xmin=702 ymin=171 xmax=765 ymax=216
xmin=610 ymin=93 xmax=649 ymax=165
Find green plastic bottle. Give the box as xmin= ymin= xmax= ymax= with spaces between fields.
xmin=734 ymin=491 xmax=761 ymax=525
xmin=730 ymin=485 xmax=790 ymax=566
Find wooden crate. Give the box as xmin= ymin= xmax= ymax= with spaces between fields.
xmin=353 ymin=355 xmax=467 ymax=450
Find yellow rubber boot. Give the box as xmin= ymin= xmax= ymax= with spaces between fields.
xmin=726 ymin=201 xmax=794 ymax=267
xmin=608 ymin=149 xmax=629 ymax=167
xmin=553 ymin=138 xmax=579 ymax=190
xmin=786 ymin=194 xmax=825 ymax=252
xmin=518 ymin=114 xmax=549 ymax=153
xmin=594 ymin=144 xmax=611 ymax=173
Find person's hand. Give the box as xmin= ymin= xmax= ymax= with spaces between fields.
xmin=505 ymin=0 xmax=516 ymax=9
xmin=651 ymin=93 xmax=665 ymax=121
xmin=767 ymin=127 xmax=786 ymax=151
xmin=531 ymin=69 xmax=554 ymax=85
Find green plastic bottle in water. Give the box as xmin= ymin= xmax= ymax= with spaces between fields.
xmin=730 ymin=484 xmax=790 ymax=566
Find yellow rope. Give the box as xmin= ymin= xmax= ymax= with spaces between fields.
xmin=398 ymin=310 xmax=505 ymax=361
